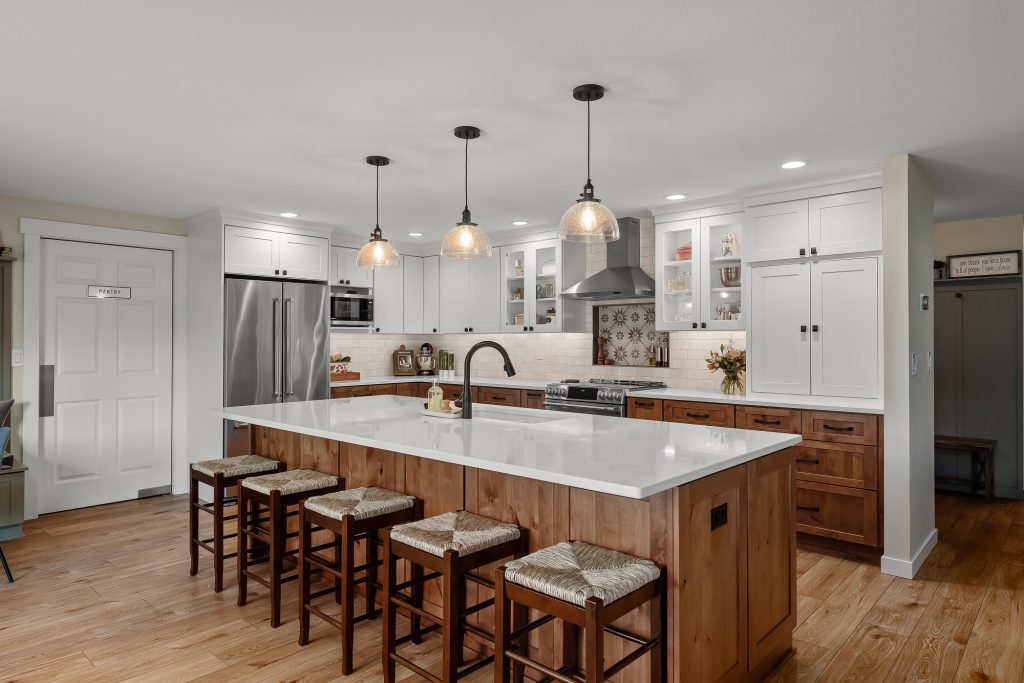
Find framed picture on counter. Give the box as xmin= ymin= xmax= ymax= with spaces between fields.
xmin=947 ymin=250 xmax=1021 ymax=279
xmin=393 ymin=346 xmax=416 ymax=376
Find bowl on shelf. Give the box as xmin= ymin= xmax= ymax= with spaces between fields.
xmin=720 ymin=267 xmax=741 ymax=287
xmin=674 ymin=243 xmax=693 ymax=261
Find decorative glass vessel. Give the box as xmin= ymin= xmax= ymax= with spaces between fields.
xmin=721 ymin=372 xmax=744 ymax=395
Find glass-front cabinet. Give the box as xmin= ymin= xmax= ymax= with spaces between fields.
xmin=500 ymin=239 xmax=562 ymax=333
xmin=655 ymin=212 xmax=743 ymax=331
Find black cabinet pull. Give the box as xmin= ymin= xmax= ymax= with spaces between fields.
xmin=754 ymin=418 xmax=782 ymax=425
xmin=275 ymin=269 xmax=280 ymax=275
xmin=433 ymin=328 xmax=438 ymax=333
xmin=692 ymin=323 xmax=698 ymax=329
xmin=469 ymin=327 xmax=474 ymax=332
xmin=375 ymin=327 xmax=380 ymax=333
xmin=464 ymin=328 xmax=469 ymax=332
xmin=823 ymin=424 xmax=855 ymax=432
xmin=810 ymin=247 xmax=818 ymax=255
xmin=711 ymin=502 xmax=728 ymax=531
xmin=686 ymin=412 xmax=711 ymax=419
xmin=282 ymin=270 xmax=288 ymax=276
xmin=346 ymin=279 xmax=351 ymax=284
xmin=523 ymin=326 xmax=528 ymax=331
xmin=634 ymin=400 xmax=654 ymax=408
xmin=799 ymin=248 xmax=806 ymax=256
xmin=812 ymin=324 xmax=820 ymax=332
xmin=700 ymin=322 xmax=707 ymax=329
xmin=492 ymin=395 xmax=507 ymax=402
xmin=796 ymin=458 xmax=821 ymax=465
xmin=800 ymin=325 xmax=807 ymax=333
xmin=529 ymin=326 xmax=534 ymax=331
xmin=797 ymin=505 xmax=821 ymax=513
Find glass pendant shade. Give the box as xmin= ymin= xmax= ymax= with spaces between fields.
xmin=356 ymin=227 xmax=400 ymax=268
xmin=558 ymin=196 xmax=618 ymax=242
xmin=441 ymin=219 xmax=492 ymax=259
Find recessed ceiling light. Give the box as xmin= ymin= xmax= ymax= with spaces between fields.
xmin=781 ymin=160 xmax=807 ymax=170
xmin=407 ymin=232 xmax=423 ymax=237
xmin=664 ymin=193 xmax=687 ymax=201
xmin=511 ymin=220 xmax=529 ymax=226
xmin=278 ymin=212 xmax=298 ymax=218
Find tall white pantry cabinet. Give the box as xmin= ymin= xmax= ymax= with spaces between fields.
xmin=745 ymin=187 xmax=883 ymax=399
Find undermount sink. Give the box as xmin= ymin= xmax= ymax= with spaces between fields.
xmin=470 ymin=407 xmax=568 ymax=425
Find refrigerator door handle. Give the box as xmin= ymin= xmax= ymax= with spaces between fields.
xmin=284 ymin=298 xmax=295 ymax=396
xmin=272 ymin=298 xmax=281 ymax=397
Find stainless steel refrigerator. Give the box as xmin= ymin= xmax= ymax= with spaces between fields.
xmin=223 ymin=276 xmax=330 ymax=454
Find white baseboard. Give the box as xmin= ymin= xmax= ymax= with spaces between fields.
xmin=881 ymin=528 xmax=939 ymax=578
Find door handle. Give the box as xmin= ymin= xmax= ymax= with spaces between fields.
xmin=812 ymin=324 xmax=820 ymax=332
xmin=796 ymin=457 xmax=821 ymax=465
xmin=40 ymin=364 xmax=55 ymax=418
xmin=284 ymin=298 xmax=295 ymax=396
xmin=272 ymin=299 xmax=281 ymax=397
xmin=800 ymin=325 xmax=807 ymax=333
xmin=686 ymin=412 xmax=711 ymax=419
xmin=754 ymin=418 xmax=782 ymax=425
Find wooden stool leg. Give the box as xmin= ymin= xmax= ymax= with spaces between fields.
xmin=512 ymin=602 xmax=528 ymax=683
xmin=213 ymin=472 xmax=225 ymax=592
xmin=984 ymin=450 xmax=994 ymax=501
xmin=298 ymin=507 xmax=312 ymax=646
xmin=441 ymin=551 xmax=459 ymax=683
xmin=236 ymin=491 xmax=249 ymax=607
xmin=584 ymin=599 xmax=604 ymax=683
xmin=269 ymin=491 xmax=284 ymax=627
xmin=411 ymin=561 xmax=424 ymax=645
xmin=366 ymin=529 xmax=380 ymax=618
xmin=494 ymin=568 xmax=510 ymax=683
xmin=651 ymin=574 xmax=667 ymax=683
xmin=334 ymin=533 xmax=343 ymax=605
xmin=382 ymin=536 xmax=397 ymax=683
xmin=189 ymin=472 xmax=199 ymax=577
xmin=562 ymin=621 xmax=580 ymax=678
xmin=341 ymin=518 xmax=355 ymax=675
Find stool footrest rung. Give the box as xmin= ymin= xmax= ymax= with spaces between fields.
xmin=389 ymin=654 xmax=442 ymax=683
xmin=505 ymin=651 xmax=581 ymax=683
xmin=464 ymin=571 xmax=494 ymax=589
xmin=461 ymin=596 xmax=494 ymax=619
xmin=389 ymin=594 xmax=440 ymax=625
xmin=510 ymin=613 xmax=556 ymax=641
xmin=395 ymin=571 xmax=442 ymax=591
xmin=395 ymin=622 xmax=441 ymax=646
xmin=602 ymin=637 xmax=659 ymax=680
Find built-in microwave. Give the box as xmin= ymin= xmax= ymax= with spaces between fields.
xmin=330 ymin=288 xmax=373 ymax=328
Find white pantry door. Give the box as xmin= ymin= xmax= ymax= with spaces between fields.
xmin=38 ymin=239 xmax=173 ymax=513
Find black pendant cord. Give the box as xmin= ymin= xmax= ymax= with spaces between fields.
xmin=375 ymin=163 xmax=380 ymax=231
xmin=586 ymin=99 xmax=592 ymax=185
xmin=464 ymin=136 xmax=470 ymax=213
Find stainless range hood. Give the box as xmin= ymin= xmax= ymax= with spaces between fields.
xmin=561 ymin=217 xmax=655 ymax=301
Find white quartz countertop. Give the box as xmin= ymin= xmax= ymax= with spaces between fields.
xmin=217 ymin=396 xmax=801 ymax=499
xmin=331 ymin=376 xmax=551 ymax=390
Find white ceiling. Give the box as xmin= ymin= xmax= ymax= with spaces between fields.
xmin=3 ymin=0 xmax=1024 ymax=242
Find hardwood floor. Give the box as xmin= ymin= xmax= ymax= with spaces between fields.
xmin=0 ymin=492 xmax=1021 ymax=682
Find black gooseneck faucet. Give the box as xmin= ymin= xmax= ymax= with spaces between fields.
xmin=461 ymin=341 xmax=516 ymax=419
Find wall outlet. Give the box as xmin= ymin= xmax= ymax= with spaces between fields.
xmin=11 ymin=349 xmax=23 ymax=367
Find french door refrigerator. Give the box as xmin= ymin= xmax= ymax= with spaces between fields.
xmin=223 ymin=276 xmax=330 ymax=454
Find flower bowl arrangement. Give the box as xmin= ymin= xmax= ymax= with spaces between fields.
xmin=706 ymin=339 xmax=746 ymax=395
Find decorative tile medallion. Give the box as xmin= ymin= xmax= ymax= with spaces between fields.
xmin=596 ymin=303 xmax=659 ymax=366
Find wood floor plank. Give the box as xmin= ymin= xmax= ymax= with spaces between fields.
xmin=953 ymin=562 xmax=1024 ymax=682
xmin=764 ymin=639 xmax=836 ymax=683
xmin=794 ymin=563 xmax=895 ymax=649
xmin=813 ymin=622 xmax=906 ymax=683
xmin=797 ymin=555 xmax=860 ymax=601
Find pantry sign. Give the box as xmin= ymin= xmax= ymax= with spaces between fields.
xmin=947 ymin=251 xmax=1021 ymax=279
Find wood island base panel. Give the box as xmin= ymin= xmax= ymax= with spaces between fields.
xmin=249 ymin=425 xmax=797 ymax=683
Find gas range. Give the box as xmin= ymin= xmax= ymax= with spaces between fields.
xmin=544 ymin=378 xmax=667 ymax=417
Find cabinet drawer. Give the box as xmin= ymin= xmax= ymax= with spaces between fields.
xmin=522 ymin=390 xmax=545 ymax=410
xmin=795 ymin=481 xmax=878 ymax=547
xmin=735 ymin=406 xmax=801 ymax=433
xmin=396 ymin=383 xmax=419 ymax=397
xmin=802 ymin=411 xmax=878 ymax=445
xmin=627 ymin=398 xmax=663 ymax=421
xmin=477 ymin=386 xmax=521 ymax=407
xmin=664 ymin=401 xmax=735 ymax=427
xmin=331 ymin=386 xmax=353 ymax=399
xmin=795 ymin=441 xmax=878 ymax=490
xmin=440 ymin=384 xmax=474 ymax=403
xmin=369 ymin=384 xmax=399 ymax=396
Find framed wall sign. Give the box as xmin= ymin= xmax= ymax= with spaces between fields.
xmin=947 ymin=251 xmax=1021 ymax=279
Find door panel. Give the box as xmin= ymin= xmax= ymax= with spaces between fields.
xmin=403 ymin=255 xmax=424 ymax=334
xmin=224 ymin=278 xmax=281 ymax=407
xmin=423 ymin=256 xmax=440 ymax=333
xmin=224 ymin=225 xmax=278 ymax=276
xmin=468 ymin=256 xmax=500 ymax=332
xmin=278 ymin=234 xmax=329 ymax=281
xmin=41 ymin=239 xmax=173 ymax=513
xmin=811 ymin=258 xmax=879 ymax=398
xmin=744 ymin=200 xmax=808 ymax=263
xmin=749 ymin=264 xmax=810 ymax=394
xmin=439 ymin=258 xmax=469 ymax=332
xmin=342 ymin=247 xmax=373 ymax=287
xmin=372 ymin=255 xmax=405 ymax=333
xmin=809 ymin=189 xmax=882 ymax=256
xmin=283 ymin=281 xmax=330 ymax=402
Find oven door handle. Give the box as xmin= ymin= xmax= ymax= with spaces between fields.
xmin=544 ymin=399 xmax=624 ymax=416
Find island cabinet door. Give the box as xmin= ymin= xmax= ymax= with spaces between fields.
xmin=627 ymin=397 xmax=663 ymax=420
xmin=675 ymin=464 xmax=748 ymax=682
xmin=746 ymin=448 xmax=797 ymax=679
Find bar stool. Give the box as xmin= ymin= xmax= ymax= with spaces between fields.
xmin=383 ymin=511 xmax=527 ymax=683
xmin=495 ymin=540 xmax=667 ymax=683
xmin=190 ymin=455 xmax=284 ymax=592
xmin=298 ymin=487 xmax=424 ymax=675
xmin=237 ymin=469 xmax=343 ymax=627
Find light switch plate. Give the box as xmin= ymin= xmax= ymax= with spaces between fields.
xmin=920 ymin=294 xmax=930 ymax=311
xmin=11 ymin=349 xmax=23 ymax=367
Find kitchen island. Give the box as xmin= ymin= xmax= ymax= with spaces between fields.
xmin=217 ymin=395 xmax=802 ymax=683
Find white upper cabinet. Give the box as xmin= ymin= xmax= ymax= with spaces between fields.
xmin=403 ymin=255 xmax=424 ymax=334
xmin=655 ymin=218 xmax=700 ymax=331
xmin=330 ymin=246 xmax=373 ymax=287
xmin=438 ymin=256 xmax=499 ymax=333
xmin=744 ymin=189 xmax=882 ymax=263
xmin=809 ymin=189 xmax=883 ymax=256
xmin=500 ymin=239 xmax=563 ymax=333
xmin=811 ymin=257 xmax=879 ymax=398
xmin=439 ymin=258 xmax=469 ymax=333
xmin=278 ymin=233 xmax=330 ymax=281
xmin=371 ymin=256 xmax=404 ymax=334
xmin=744 ymin=200 xmax=809 ymax=263
xmin=225 ymin=225 xmax=328 ymax=280
xmin=422 ymin=256 xmax=440 ymax=334
xmin=749 ymin=263 xmax=812 ymax=395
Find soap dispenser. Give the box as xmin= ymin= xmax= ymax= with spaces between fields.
xmin=427 ymin=379 xmax=444 ymax=412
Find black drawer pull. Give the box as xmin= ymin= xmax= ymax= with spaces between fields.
xmin=491 ymin=395 xmax=507 ymax=402
xmin=797 ymin=505 xmax=821 ymax=513
xmin=823 ymin=424 xmax=855 ymax=432
xmin=686 ymin=412 xmax=711 ymax=419
xmin=634 ymin=401 xmax=654 ymax=408
xmin=754 ymin=418 xmax=782 ymax=425
xmin=796 ymin=458 xmax=821 ymax=465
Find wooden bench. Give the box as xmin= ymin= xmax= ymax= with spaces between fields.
xmin=935 ymin=435 xmax=997 ymax=500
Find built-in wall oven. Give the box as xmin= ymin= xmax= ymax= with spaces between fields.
xmin=544 ymin=379 xmax=667 ymax=417
xmin=330 ymin=288 xmax=373 ymax=328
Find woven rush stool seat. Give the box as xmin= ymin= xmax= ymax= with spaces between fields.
xmin=503 ymin=541 xmax=661 ymax=608
xmin=189 ymin=455 xmax=285 ymax=593
xmin=383 ymin=511 xmax=528 ymax=682
xmin=237 ymin=469 xmax=343 ymax=627
xmin=495 ymin=541 xmax=667 ymax=683
xmin=192 ymin=454 xmax=280 ymax=478
xmin=298 ymin=487 xmax=423 ymax=675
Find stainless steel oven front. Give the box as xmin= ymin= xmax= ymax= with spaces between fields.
xmin=543 ymin=398 xmax=626 ymax=417
xmin=330 ymin=289 xmax=373 ymax=328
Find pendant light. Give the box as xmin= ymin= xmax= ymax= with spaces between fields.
xmin=441 ymin=125 xmax=492 ymax=259
xmin=558 ymin=84 xmax=618 ymax=242
xmin=356 ymin=155 xmax=401 ymax=269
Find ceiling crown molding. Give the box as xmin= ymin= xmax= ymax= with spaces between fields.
xmin=739 ymin=166 xmax=883 ymax=207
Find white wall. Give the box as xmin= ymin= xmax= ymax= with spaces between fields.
xmin=881 ymin=154 xmax=937 ymax=578
xmin=934 ymin=214 xmax=1024 ymax=260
